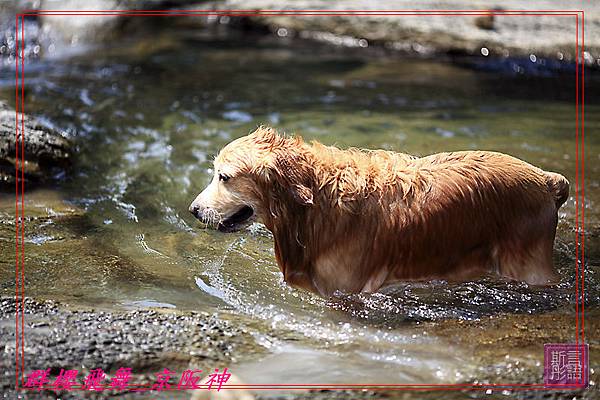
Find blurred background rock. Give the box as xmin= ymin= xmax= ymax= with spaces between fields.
xmin=2 ymin=0 xmax=598 ymax=65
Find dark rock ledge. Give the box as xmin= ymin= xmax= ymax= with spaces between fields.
xmin=0 ymin=101 xmax=72 ymax=189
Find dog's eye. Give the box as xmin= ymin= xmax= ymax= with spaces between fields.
xmin=219 ymin=173 xmax=230 ymax=182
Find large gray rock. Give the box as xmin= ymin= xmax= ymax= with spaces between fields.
xmin=0 ymin=101 xmax=72 ymax=187
xmin=31 ymin=0 xmax=600 ymax=63
xmin=207 ymin=0 xmax=599 ymax=63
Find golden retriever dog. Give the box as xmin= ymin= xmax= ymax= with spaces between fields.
xmin=189 ymin=126 xmax=569 ymax=297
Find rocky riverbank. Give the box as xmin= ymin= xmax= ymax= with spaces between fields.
xmin=0 ymin=296 xmax=264 ymax=399
xmin=2 ymin=297 xmax=597 ymax=399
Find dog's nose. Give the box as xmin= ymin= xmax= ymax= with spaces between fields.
xmin=189 ymin=204 xmax=200 ymax=218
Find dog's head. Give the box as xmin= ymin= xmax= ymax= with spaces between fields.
xmin=189 ymin=126 xmax=314 ymax=232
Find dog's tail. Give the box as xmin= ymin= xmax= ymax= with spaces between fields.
xmin=545 ymin=171 xmax=569 ymax=208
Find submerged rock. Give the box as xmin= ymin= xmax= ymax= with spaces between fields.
xmin=0 ymin=101 xmax=72 ymax=188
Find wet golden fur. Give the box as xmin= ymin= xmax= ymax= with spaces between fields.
xmin=190 ymin=126 xmax=569 ymax=297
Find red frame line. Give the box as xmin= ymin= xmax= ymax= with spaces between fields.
xmin=17 ymin=383 xmax=591 ymax=389
xmin=18 ymin=385 xmax=590 ymax=392
xmin=20 ymin=13 xmax=26 ymax=389
xmin=20 ymin=13 xmax=582 ymax=17
xmin=17 ymin=8 xmax=586 ymax=16
xmin=14 ymin=9 xmax=586 ymax=392
xmin=575 ymin=14 xmax=580 ymax=349
xmin=14 ymin=13 xmax=20 ymax=391
xmin=20 ymin=13 xmax=25 ymax=389
xmin=578 ymin=10 xmax=586 ymax=386
xmin=580 ymin=9 xmax=586 ymax=352
xmin=19 ymin=9 xmax=583 ymax=11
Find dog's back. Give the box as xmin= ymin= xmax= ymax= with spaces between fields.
xmin=307 ymin=149 xmax=567 ymax=294
xmin=379 ymin=151 xmax=566 ymax=287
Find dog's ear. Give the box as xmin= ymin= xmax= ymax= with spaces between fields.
xmin=272 ymin=149 xmax=314 ymax=207
xmin=290 ymin=184 xmax=313 ymax=205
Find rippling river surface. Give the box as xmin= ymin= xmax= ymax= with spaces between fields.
xmin=1 ymin=30 xmax=599 ymax=388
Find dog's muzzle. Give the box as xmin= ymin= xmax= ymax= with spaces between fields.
xmin=189 ymin=204 xmax=220 ymax=225
xmin=189 ymin=203 xmax=254 ymax=232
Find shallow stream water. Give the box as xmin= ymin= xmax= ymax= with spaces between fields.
xmin=0 ymin=29 xmax=599 ymax=388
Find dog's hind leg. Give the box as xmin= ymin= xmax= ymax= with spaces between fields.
xmin=361 ymin=267 xmax=390 ymax=293
xmin=496 ymin=237 xmax=560 ymax=285
xmin=495 ymin=207 xmax=560 ymax=285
